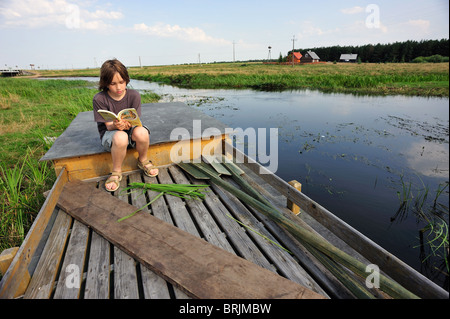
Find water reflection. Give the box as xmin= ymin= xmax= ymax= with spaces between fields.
xmin=404 ymin=141 xmax=449 ymax=178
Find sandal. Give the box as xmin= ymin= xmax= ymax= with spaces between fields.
xmin=138 ymin=159 xmax=159 ymax=177
xmin=105 ymin=171 xmax=122 ymax=192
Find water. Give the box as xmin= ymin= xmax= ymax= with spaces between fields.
xmin=48 ymin=77 xmax=450 ymax=289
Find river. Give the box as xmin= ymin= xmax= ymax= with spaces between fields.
xmin=49 ymin=77 xmax=450 ymax=290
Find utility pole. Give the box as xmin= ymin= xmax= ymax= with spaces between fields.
xmin=139 ymin=56 xmax=142 ymax=68
xmin=233 ymin=41 xmax=236 ymax=63
xmin=291 ymin=35 xmax=296 ymax=67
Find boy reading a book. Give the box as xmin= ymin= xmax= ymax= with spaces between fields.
xmin=93 ymin=59 xmax=158 ymax=192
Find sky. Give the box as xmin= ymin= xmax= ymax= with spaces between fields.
xmin=0 ymin=0 xmax=448 ymax=69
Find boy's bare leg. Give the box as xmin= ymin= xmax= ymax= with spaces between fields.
xmin=106 ymin=131 xmax=128 ymax=190
xmin=132 ymin=127 xmax=158 ymax=175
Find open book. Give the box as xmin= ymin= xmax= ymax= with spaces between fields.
xmin=97 ymin=108 xmax=142 ymax=127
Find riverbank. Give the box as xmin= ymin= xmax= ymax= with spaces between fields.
xmin=37 ymin=62 xmax=449 ymax=97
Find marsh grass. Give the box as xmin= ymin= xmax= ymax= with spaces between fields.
xmin=0 ymin=77 xmax=160 ymax=253
xmin=127 ymin=62 xmax=448 ymax=96
xmin=0 ymin=148 xmax=53 ymax=252
xmin=393 ymin=175 xmax=449 ymax=274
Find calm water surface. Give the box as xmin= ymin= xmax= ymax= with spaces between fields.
xmin=60 ymin=77 xmax=450 ymax=289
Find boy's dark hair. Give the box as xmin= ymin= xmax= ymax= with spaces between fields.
xmin=98 ymin=59 xmax=130 ymax=91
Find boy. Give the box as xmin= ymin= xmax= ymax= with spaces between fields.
xmin=93 ymin=59 xmax=158 ymax=192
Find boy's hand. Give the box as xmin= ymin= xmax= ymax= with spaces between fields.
xmin=114 ymin=119 xmax=131 ymax=131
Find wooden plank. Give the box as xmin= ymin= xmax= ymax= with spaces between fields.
xmin=140 ymin=266 xmax=171 ymax=299
xmin=84 ymin=231 xmax=111 ymax=299
xmin=287 ymin=180 xmax=301 ymax=215
xmin=211 ymin=179 xmax=327 ymax=296
xmin=53 ymin=220 xmax=89 ymax=299
xmin=168 ymin=165 xmax=235 ymax=253
xmin=157 ymin=168 xmax=201 ymax=238
xmin=57 ymin=180 xmax=326 ymax=299
xmin=188 ymin=177 xmax=277 ymax=272
xmin=53 ymin=135 xmax=226 ymax=181
xmin=140 ymin=173 xmax=192 ymax=299
xmin=128 ymin=171 xmax=191 ymax=299
xmin=0 ymin=167 xmax=68 ymax=298
xmin=0 ymin=247 xmax=19 ymax=276
xmin=128 ymin=172 xmax=174 ymax=299
xmin=23 ymin=209 xmax=72 ymax=299
xmin=113 ymin=177 xmax=140 ymax=299
xmin=114 ymin=246 xmax=139 ymax=299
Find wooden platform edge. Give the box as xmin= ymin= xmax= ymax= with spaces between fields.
xmin=0 ymin=247 xmax=19 ymax=276
xmin=0 ymin=167 xmax=69 ymax=299
xmin=57 ymin=180 xmax=327 ymax=299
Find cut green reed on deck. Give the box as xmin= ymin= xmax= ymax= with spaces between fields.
xmin=117 ymin=182 xmax=209 ymax=222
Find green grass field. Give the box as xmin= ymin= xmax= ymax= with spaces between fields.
xmin=39 ymin=62 xmax=450 ymax=97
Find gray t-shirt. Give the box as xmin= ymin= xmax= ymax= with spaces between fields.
xmin=93 ymin=89 xmax=141 ymax=140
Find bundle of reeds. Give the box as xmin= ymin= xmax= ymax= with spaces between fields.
xmin=116 ymin=182 xmax=209 ymax=222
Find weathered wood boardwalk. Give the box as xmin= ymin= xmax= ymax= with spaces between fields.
xmin=20 ymin=166 xmax=330 ymax=299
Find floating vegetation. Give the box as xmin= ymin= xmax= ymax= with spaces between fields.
xmin=158 ymin=93 xmax=225 ymax=107
xmin=299 ymin=141 xmax=315 ymax=154
xmin=383 ymin=115 xmax=449 ymax=144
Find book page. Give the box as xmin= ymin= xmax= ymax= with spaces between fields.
xmin=97 ymin=110 xmax=119 ymax=122
xmin=119 ymin=108 xmax=142 ymax=127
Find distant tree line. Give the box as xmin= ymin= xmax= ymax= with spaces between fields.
xmin=286 ymin=39 xmax=449 ymax=63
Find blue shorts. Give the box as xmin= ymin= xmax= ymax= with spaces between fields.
xmin=101 ymin=126 xmax=150 ymax=152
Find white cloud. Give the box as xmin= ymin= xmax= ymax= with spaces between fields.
xmin=83 ymin=9 xmax=123 ymax=21
xmin=0 ymin=0 xmax=122 ymax=30
xmin=134 ymin=22 xmax=231 ymax=46
xmin=407 ymin=19 xmax=430 ymax=29
xmin=296 ymin=21 xmax=340 ymax=40
xmin=341 ymin=6 xmax=365 ymax=15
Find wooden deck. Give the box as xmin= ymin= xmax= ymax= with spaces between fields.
xmin=20 ymin=164 xmax=332 ymax=299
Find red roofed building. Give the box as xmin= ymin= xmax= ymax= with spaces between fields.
xmin=287 ymin=51 xmax=302 ymax=64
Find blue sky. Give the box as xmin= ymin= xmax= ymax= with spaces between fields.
xmin=0 ymin=0 xmax=448 ymax=69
